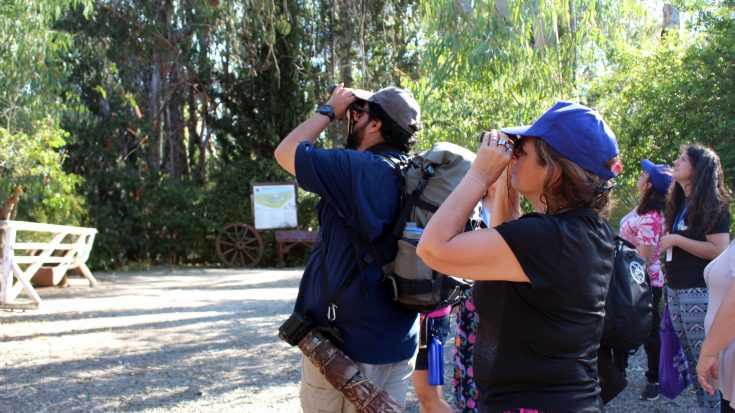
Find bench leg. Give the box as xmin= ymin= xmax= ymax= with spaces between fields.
xmin=77 ymin=263 xmax=99 ymax=287
xmin=11 ymin=263 xmax=42 ymax=306
xmin=278 ymin=243 xmax=286 ymax=267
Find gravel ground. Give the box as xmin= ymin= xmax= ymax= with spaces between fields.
xmin=0 ymin=268 xmax=699 ymax=412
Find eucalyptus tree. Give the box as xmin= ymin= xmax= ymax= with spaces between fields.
xmin=0 ymin=0 xmax=91 ymax=222
xmin=0 ymin=0 xmax=92 ymax=132
xmin=415 ymin=0 xmax=660 ymax=150
xmin=593 ymin=0 xmax=735 ymax=196
xmin=59 ymin=0 xmax=223 ymax=184
xmin=212 ymin=0 xmax=421 ymax=159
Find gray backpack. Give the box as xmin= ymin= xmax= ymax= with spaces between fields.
xmin=374 ymin=142 xmax=478 ymax=313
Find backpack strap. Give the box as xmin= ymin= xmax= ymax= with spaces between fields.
xmin=320 ymin=224 xmax=365 ymax=326
xmin=376 ymin=154 xmax=436 ymax=239
xmin=318 ymin=147 xmax=408 ymax=322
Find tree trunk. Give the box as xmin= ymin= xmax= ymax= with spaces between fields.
xmin=198 ymin=108 xmax=210 ymax=183
xmin=147 ymin=0 xmax=171 ymax=172
xmin=165 ymin=63 xmax=188 ymax=182
xmin=662 ymin=4 xmax=680 ymax=36
xmin=148 ymin=63 xmax=163 ymax=172
xmin=326 ymin=0 xmax=355 ymax=149
xmin=187 ymin=84 xmax=200 ymax=179
xmin=1 ymin=186 xmax=23 ymax=220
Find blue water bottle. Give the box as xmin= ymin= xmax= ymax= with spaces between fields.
xmin=427 ymin=320 xmax=444 ymax=386
xmin=403 ymin=222 xmax=423 ymax=242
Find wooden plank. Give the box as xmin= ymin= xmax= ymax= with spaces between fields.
xmin=13 ymin=243 xmax=78 ymax=250
xmin=13 ymin=256 xmax=73 ymax=264
xmin=1 ymin=227 xmax=16 ymax=304
xmin=0 ymin=220 xmax=97 ymax=235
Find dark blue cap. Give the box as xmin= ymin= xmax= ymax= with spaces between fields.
xmin=641 ymin=159 xmax=673 ymax=195
xmin=501 ymin=101 xmax=620 ymax=180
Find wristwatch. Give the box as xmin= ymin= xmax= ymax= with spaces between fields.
xmin=316 ymin=104 xmax=335 ymax=121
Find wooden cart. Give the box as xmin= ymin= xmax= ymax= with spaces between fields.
xmin=214 ymin=182 xmax=317 ymax=267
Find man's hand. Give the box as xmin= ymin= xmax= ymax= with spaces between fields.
xmin=325 ymin=84 xmax=358 ymax=121
xmin=274 ymin=81 xmax=355 ymax=176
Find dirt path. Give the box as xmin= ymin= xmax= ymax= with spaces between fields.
xmin=1 ymin=269 xmax=304 ymax=413
xmin=1 ymin=268 xmax=698 ymax=412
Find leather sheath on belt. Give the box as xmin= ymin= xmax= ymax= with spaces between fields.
xmin=298 ymin=330 xmax=403 ymax=413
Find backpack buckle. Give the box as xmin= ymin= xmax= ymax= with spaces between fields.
xmin=383 ymin=275 xmax=399 ymax=301
xmin=327 ymin=303 xmax=339 ymax=321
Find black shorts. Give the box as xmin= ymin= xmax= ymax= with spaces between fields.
xmin=415 ymin=314 xmax=451 ymax=371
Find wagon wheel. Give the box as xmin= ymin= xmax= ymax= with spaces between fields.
xmin=215 ymin=223 xmax=264 ymax=268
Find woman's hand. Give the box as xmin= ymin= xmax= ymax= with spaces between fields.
xmin=661 ymin=232 xmax=729 ymax=260
xmin=659 ymin=233 xmax=681 ymax=252
xmin=696 ymin=351 xmax=719 ymax=395
xmin=469 ymin=130 xmax=514 ymax=187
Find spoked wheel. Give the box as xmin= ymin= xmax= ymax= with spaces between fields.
xmin=215 ymin=223 xmax=264 ymax=268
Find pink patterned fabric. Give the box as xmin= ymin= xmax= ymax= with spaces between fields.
xmin=426 ymin=305 xmax=451 ymax=318
xmin=618 ymin=207 xmax=665 ymax=287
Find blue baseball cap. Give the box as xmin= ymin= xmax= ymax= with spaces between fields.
xmin=641 ymin=159 xmax=673 ymax=195
xmin=501 ymin=101 xmax=620 ymax=180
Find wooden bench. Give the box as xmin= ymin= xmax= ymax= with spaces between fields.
xmin=0 ymin=220 xmax=98 ymax=309
xmin=275 ymin=229 xmax=318 ymax=267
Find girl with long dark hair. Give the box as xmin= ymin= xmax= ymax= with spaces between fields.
xmin=660 ymin=144 xmax=731 ymax=412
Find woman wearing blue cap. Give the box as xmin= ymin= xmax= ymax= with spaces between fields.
xmin=417 ymin=101 xmax=619 ymax=412
xmin=617 ymin=159 xmax=672 ymax=400
xmin=660 ymin=144 xmax=731 ymax=412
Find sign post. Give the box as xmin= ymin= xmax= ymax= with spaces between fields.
xmin=251 ymin=182 xmax=298 ymax=230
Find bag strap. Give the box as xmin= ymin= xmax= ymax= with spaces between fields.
xmin=320 ymin=226 xmax=365 ymax=322
xmin=614 ymin=235 xmax=637 ymax=251
xmin=376 ymin=153 xmax=436 ymax=243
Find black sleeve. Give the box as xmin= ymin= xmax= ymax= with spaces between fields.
xmin=708 ymin=208 xmax=731 ymax=235
xmin=495 ymin=213 xmax=561 ymax=290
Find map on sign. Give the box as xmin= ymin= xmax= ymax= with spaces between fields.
xmin=252 ymin=183 xmax=298 ymax=230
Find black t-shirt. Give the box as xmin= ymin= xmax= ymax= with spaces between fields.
xmin=665 ymin=207 xmax=730 ymax=289
xmin=475 ymin=208 xmax=614 ymax=413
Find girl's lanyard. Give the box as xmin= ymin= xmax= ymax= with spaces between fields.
xmin=672 ymin=205 xmax=688 ymax=233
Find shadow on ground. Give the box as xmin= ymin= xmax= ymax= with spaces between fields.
xmin=0 ymin=268 xmax=701 ymax=413
xmin=0 ymin=268 xmax=303 ymax=413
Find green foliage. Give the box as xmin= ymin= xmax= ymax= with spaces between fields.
xmin=0 ymin=0 xmax=92 ymax=132
xmin=85 ymin=169 xmax=216 ymax=270
xmin=0 ymin=122 xmax=85 ymax=224
xmin=6 ymin=0 xmax=735 ymax=271
xmin=415 ymin=0 xmax=660 ymax=153
xmin=0 ymin=0 xmax=92 ymax=226
xmin=85 ymin=155 xmax=319 ymax=270
xmin=591 ymin=1 xmax=735 ymax=228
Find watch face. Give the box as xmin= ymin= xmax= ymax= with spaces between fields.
xmin=317 ymin=105 xmax=335 ymax=119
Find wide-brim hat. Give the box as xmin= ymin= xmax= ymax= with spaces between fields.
xmin=501 ymin=101 xmax=620 ymax=180
xmin=641 ymin=159 xmax=673 ymax=195
xmin=353 ymin=86 xmax=422 ymax=135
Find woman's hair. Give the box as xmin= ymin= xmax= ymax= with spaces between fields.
xmin=533 ymin=138 xmax=615 ymax=218
xmin=368 ymin=101 xmax=417 ymax=153
xmin=637 ymin=178 xmax=667 ymax=215
xmin=664 ymin=144 xmax=731 ymax=238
